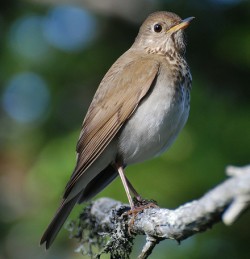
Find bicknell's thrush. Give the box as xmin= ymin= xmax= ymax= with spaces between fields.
xmin=41 ymin=11 xmax=194 ymax=248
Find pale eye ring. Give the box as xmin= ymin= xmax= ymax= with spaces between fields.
xmin=154 ymin=24 xmax=162 ymax=33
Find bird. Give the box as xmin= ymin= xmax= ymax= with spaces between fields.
xmin=40 ymin=11 xmax=194 ymax=249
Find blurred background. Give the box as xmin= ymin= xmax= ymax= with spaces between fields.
xmin=0 ymin=0 xmax=249 ymax=258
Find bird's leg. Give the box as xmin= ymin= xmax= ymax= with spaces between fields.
xmin=117 ymin=164 xmax=158 ymax=210
xmin=125 ymin=176 xmax=158 ymax=209
xmin=116 ymin=165 xmax=158 ymax=235
xmin=117 ymin=165 xmax=135 ymax=210
xmin=125 ymin=176 xmax=142 ymax=202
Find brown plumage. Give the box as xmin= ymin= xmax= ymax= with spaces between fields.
xmin=40 ymin=11 xmax=194 ymax=249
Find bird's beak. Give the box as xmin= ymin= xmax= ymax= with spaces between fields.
xmin=167 ymin=17 xmax=195 ymax=33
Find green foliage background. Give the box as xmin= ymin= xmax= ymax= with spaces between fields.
xmin=0 ymin=0 xmax=249 ymax=258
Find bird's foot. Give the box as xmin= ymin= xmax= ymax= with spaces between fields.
xmin=123 ymin=197 xmax=158 ymax=235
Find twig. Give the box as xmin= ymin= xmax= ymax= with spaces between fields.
xmin=70 ymin=165 xmax=250 ymax=258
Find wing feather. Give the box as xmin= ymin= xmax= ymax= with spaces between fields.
xmin=64 ymin=53 xmax=160 ymax=197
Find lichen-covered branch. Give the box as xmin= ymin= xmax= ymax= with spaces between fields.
xmin=68 ymin=165 xmax=250 ymax=259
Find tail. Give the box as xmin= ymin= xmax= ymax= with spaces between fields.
xmin=40 ymin=165 xmax=117 ymax=248
xmin=40 ymin=193 xmax=80 ymax=249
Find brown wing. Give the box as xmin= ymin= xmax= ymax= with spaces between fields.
xmin=64 ymin=53 xmax=160 ymax=197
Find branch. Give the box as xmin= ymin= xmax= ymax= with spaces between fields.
xmin=68 ymin=165 xmax=250 ymax=258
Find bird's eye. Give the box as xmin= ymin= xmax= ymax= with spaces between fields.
xmin=154 ymin=24 xmax=162 ymax=33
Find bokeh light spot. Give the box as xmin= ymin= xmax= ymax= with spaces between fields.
xmin=9 ymin=16 xmax=50 ymax=61
xmin=43 ymin=5 xmax=97 ymax=52
xmin=2 ymin=72 xmax=50 ymax=123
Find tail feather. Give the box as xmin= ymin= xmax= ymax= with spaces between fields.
xmin=40 ymin=166 xmax=118 ymax=248
xmin=40 ymin=193 xmax=81 ymax=249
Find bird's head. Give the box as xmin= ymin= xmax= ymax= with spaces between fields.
xmin=133 ymin=11 xmax=194 ymax=56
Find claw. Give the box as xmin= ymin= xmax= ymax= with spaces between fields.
xmin=123 ymin=199 xmax=159 ymax=235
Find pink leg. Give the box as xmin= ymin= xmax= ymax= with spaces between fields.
xmin=125 ymin=176 xmax=142 ymax=201
xmin=117 ymin=165 xmax=134 ymax=209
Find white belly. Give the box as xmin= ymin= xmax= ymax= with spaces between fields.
xmin=117 ymin=78 xmax=190 ymax=165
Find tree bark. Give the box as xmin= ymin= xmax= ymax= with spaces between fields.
xmin=69 ymin=165 xmax=250 ymax=258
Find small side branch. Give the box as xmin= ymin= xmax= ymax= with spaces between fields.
xmin=69 ymin=165 xmax=250 ymax=258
